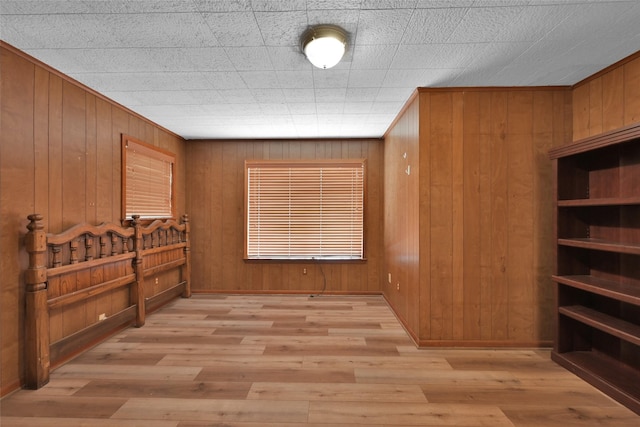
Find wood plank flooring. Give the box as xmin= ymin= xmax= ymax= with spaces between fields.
xmin=1 ymin=294 xmax=639 ymax=426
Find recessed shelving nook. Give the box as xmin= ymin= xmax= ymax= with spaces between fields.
xmin=549 ymin=122 xmax=640 ymax=415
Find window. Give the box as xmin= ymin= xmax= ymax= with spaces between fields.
xmin=122 ymin=134 xmax=175 ymax=220
xmin=245 ymin=160 xmax=365 ymax=260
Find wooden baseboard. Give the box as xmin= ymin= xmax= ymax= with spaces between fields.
xmin=416 ymin=339 xmax=554 ymax=348
xmin=192 ymin=289 xmax=383 ymax=296
xmin=0 ymin=379 xmax=22 ymax=399
xmin=146 ymin=281 xmax=187 ymax=313
xmin=50 ymin=306 xmax=137 ymax=369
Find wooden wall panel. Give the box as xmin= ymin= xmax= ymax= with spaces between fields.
xmin=429 ymin=92 xmax=455 ymax=341
xmin=462 ymin=91 xmax=481 ymax=340
xmin=601 ymin=67 xmax=625 ymax=132
xmin=0 ymin=43 xmax=186 ymax=395
xmin=383 ymin=93 xmax=420 ymax=340
xmin=185 ymin=139 xmax=384 ymax=296
xmin=623 ymin=56 xmax=640 ymax=125
xmin=506 ymin=91 xmax=535 ymax=342
xmin=384 ymin=87 xmax=571 ymax=347
xmin=572 ymin=51 xmax=640 ymax=140
xmin=489 ymin=92 xmax=510 ymax=341
xmin=0 ymin=48 xmax=35 ymax=395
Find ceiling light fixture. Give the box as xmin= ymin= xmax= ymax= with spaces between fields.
xmin=301 ymin=25 xmax=347 ymax=69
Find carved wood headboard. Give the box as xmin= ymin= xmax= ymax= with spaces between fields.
xmin=24 ymin=214 xmax=191 ymax=389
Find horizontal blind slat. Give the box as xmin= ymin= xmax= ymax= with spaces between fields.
xmin=124 ymin=136 xmax=174 ymax=219
xmin=246 ymin=160 xmax=364 ymax=260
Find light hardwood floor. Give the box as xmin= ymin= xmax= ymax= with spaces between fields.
xmin=1 ymin=294 xmax=638 ymax=426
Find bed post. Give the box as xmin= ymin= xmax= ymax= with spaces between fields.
xmin=24 ymin=214 xmax=50 ymax=389
xmin=131 ymin=215 xmax=146 ymax=327
xmin=182 ymin=214 xmax=192 ymax=298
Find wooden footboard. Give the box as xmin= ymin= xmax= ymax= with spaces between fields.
xmin=24 ymin=214 xmax=191 ymax=389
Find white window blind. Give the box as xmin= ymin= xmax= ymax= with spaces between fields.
xmin=245 ymin=160 xmax=365 ymax=260
xmin=122 ymin=135 xmax=175 ymax=220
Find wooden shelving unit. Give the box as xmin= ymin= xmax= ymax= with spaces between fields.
xmin=549 ymin=123 xmax=640 ymax=415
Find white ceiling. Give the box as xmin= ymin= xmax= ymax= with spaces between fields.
xmin=2 ymin=0 xmax=640 ymax=140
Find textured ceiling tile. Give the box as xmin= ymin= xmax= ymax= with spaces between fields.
xmin=0 ymin=0 xmax=198 ymax=14
xmin=193 ymin=0 xmax=252 ymax=12
xmin=344 ymin=102 xmax=373 ymax=114
xmin=116 ymin=13 xmax=218 ymax=47
xmin=391 ymin=44 xmax=479 ymax=69
xmin=72 ymin=72 xmax=214 ymax=92
xmin=462 ymin=41 xmax=531 ymax=75
xmin=556 ymin=37 xmax=639 ymax=72
xmin=1 ymin=15 xmax=112 ymax=48
xmin=493 ymin=5 xmax=572 ymax=42
xmin=55 ymin=47 xmax=235 ymax=73
xmin=371 ymin=101 xmax=404 ymax=114
xmin=350 ymin=44 xmax=398 ymax=70
xmin=267 ymin=47 xmax=310 ymax=70
xmin=356 ymin=9 xmax=414 ymax=45
xmin=447 ymin=6 xmax=525 ymax=43
xmin=252 ymin=88 xmax=287 ymax=103
xmin=283 ymin=88 xmax=315 ymax=102
xmin=274 ymin=70 xmax=313 ymax=89
xmin=361 ymin=1 xmax=418 ymax=9
xmin=173 ymin=48 xmax=236 ymax=71
xmin=256 ymin=11 xmax=308 ymax=46
xmin=315 ymin=88 xmax=348 ymax=102
xmin=348 ymin=70 xmax=388 ymax=88
xmin=292 ymin=115 xmax=318 ymax=125
xmin=100 ymin=92 xmax=146 ymax=107
xmin=307 ymin=0 xmax=363 ymax=10
xmin=218 ymin=88 xmax=256 ymax=103
xmin=471 ymin=0 xmax=529 ymax=6
xmin=346 ymin=88 xmax=380 ymax=102
xmin=240 ymin=71 xmax=281 ymax=88
xmin=543 ymin=1 xmax=636 ymax=41
xmin=225 ymin=47 xmax=273 ymax=70
xmin=259 ymin=103 xmax=291 ymax=115
xmin=317 ymin=103 xmax=345 ymax=115
xmin=311 ymin=70 xmax=350 ymax=90
xmin=604 ymin=4 xmax=640 ymax=40
xmin=201 ymin=72 xmax=248 ymax=90
xmin=415 ymin=0 xmax=473 ymax=8
xmin=3 ymin=12 xmax=218 ymax=49
xmin=401 ymin=7 xmax=468 ymax=44
xmin=382 ymin=68 xmax=458 ymax=87
xmin=203 ymin=12 xmax=263 ymax=46
xmin=289 ymin=103 xmax=319 ymax=114
xmin=364 ymin=113 xmax=395 ymax=124
xmin=376 ymin=87 xmax=415 ymax=102
xmin=306 ymin=9 xmax=360 ymax=29
xmin=103 ymin=90 xmax=223 ymax=107
xmin=251 ymin=0 xmax=306 ymax=12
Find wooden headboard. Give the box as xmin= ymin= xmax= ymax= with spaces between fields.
xmin=24 ymin=214 xmax=191 ymax=389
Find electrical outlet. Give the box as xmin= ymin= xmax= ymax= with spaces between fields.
xmin=303 ymin=268 xmax=307 ymax=275
xmin=396 ymin=283 xmax=400 ymax=291
xmin=155 ymin=277 xmax=159 ymax=285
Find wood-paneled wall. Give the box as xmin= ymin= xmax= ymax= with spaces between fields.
xmin=383 ymin=93 xmax=420 ymax=336
xmin=0 ymin=43 xmax=186 ymax=395
xmin=384 ymin=87 xmax=572 ymax=346
xmin=572 ymin=51 xmax=640 ymax=140
xmin=185 ymin=139 xmax=383 ymax=294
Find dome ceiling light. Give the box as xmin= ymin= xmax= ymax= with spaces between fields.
xmin=301 ymin=25 xmax=347 ymax=69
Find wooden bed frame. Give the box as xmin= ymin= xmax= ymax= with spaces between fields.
xmin=24 ymin=214 xmax=191 ymax=389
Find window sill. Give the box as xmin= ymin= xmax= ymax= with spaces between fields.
xmin=244 ymin=257 xmax=367 ymax=264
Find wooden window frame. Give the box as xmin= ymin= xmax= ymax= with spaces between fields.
xmin=121 ymin=134 xmax=175 ymax=221
xmin=244 ymin=159 xmax=366 ymax=261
